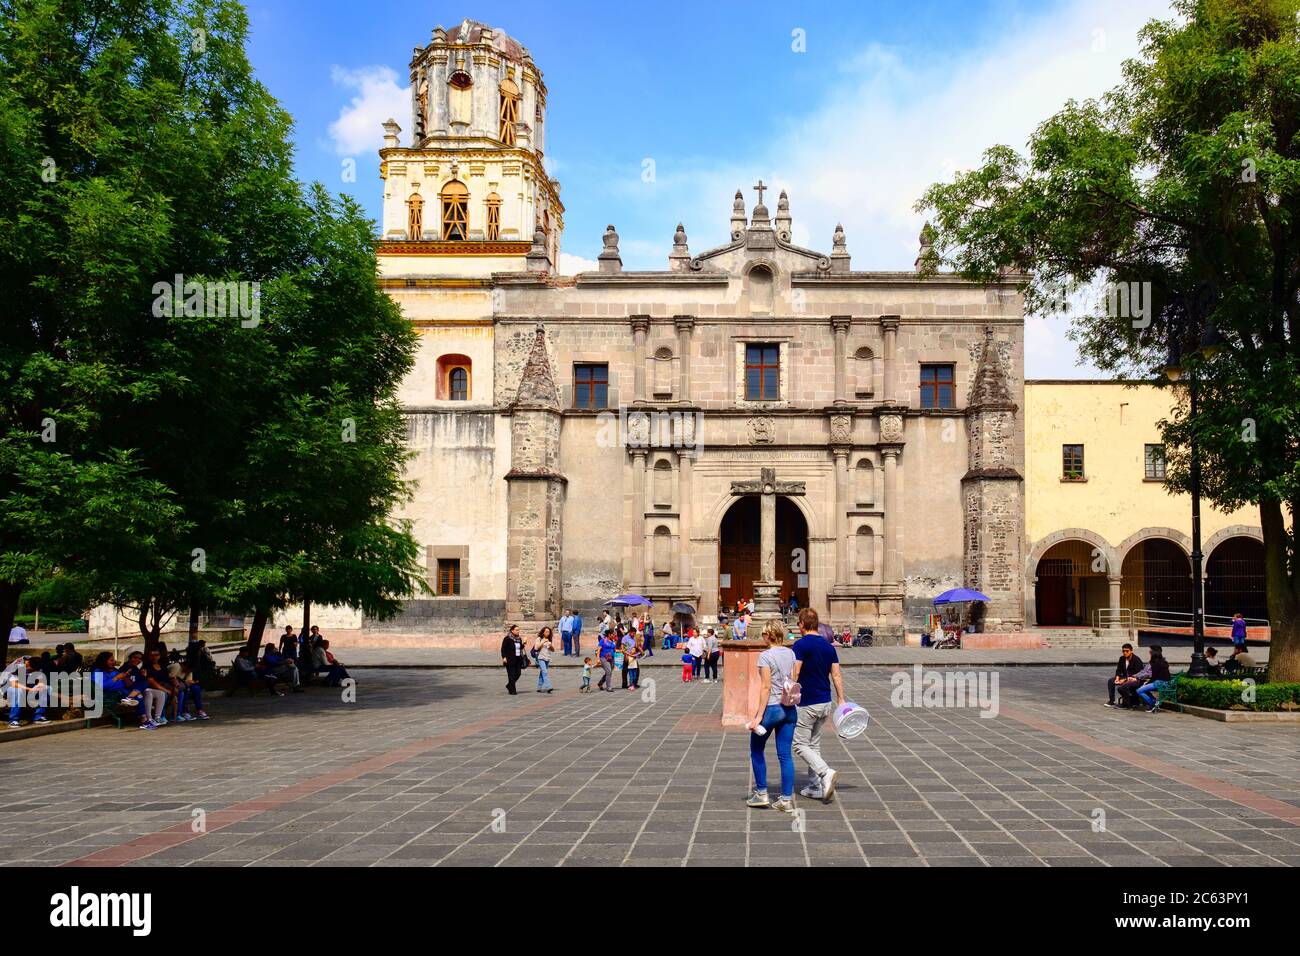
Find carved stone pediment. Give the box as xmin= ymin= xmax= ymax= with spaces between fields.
xmin=879 ymin=412 xmax=904 ymax=444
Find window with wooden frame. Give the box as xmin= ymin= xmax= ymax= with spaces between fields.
xmin=744 ymin=343 xmax=780 ymax=401
xmin=406 ymin=191 xmax=424 ymax=240
xmin=919 ymin=363 xmax=955 ymax=409
xmin=484 ymin=193 xmax=501 ymax=240
xmin=1144 ymin=443 xmax=1166 ymax=480
xmin=448 ymin=366 xmax=469 ymax=401
xmin=498 ymin=78 xmax=520 ymax=145
xmin=573 ymin=363 xmax=608 ymax=410
xmin=440 ymin=180 xmax=469 ymax=241
xmin=435 ymin=559 xmax=461 ymax=596
xmin=1062 ymin=444 xmax=1085 ymax=481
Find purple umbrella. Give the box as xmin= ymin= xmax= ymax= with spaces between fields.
xmin=605 ymin=594 xmax=652 ymax=608
xmin=933 ymin=588 xmax=990 ymax=605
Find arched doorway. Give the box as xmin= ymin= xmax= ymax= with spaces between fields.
xmin=718 ymin=496 xmax=807 ymax=611
xmin=1034 ymin=539 xmax=1108 ymax=625
xmin=1121 ymin=538 xmax=1191 ymax=616
xmin=1206 ymin=536 xmax=1267 ymax=621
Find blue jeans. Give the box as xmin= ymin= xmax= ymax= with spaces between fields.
xmin=536 ymin=659 xmax=552 ymax=690
xmin=7 ymin=687 xmax=45 ymax=723
xmin=178 ymin=684 xmax=203 ymax=714
xmin=561 ymin=632 xmax=573 ymax=656
xmin=1137 ymin=680 xmax=1169 ymax=708
xmin=691 ymin=655 xmax=702 ymax=678
xmin=750 ymin=704 xmax=798 ymax=797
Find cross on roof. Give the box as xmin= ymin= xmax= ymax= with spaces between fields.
xmin=753 ymin=180 xmax=767 ymax=206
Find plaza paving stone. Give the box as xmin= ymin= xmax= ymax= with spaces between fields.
xmin=0 ymin=664 xmax=1296 ymax=867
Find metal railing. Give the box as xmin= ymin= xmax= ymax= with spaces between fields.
xmin=1093 ymin=607 xmax=1269 ymax=633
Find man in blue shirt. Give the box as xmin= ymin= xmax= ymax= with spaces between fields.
xmin=571 ymin=610 xmax=583 ymax=657
xmin=791 ymin=608 xmax=844 ymax=802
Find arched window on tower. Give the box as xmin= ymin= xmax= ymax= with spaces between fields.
xmin=448 ymin=70 xmax=473 ymax=127
xmin=440 ymin=181 xmax=469 ymax=241
xmin=406 ymin=191 xmax=424 ymax=241
xmin=856 ymin=526 xmax=876 ymax=575
xmin=484 ymin=193 xmax=501 ymax=241
xmin=499 ymin=78 xmax=520 ymax=146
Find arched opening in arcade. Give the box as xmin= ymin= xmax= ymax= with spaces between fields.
xmin=1206 ymin=535 xmax=1268 ymax=622
xmin=1120 ymin=538 xmax=1192 ymax=618
xmin=718 ymin=495 xmax=808 ymax=612
xmin=1034 ymin=539 xmax=1109 ymax=626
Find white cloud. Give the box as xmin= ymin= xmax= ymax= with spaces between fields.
xmin=328 ymin=65 xmax=410 ymax=156
xmin=558 ymin=252 xmax=599 ymax=275
xmin=610 ymin=0 xmax=1177 ymax=377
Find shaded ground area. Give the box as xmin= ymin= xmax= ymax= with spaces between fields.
xmin=0 ymin=666 xmax=1295 ymax=867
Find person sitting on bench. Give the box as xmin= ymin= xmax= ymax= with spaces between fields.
xmin=1224 ymin=646 xmax=1256 ymax=673
xmin=261 ymin=643 xmax=303 ymax=693
xmin=311 ymin=640 xmax=350 ymax=687
xmin=1135 ymin=645 xmax=1173 ymax=713
xmin=231 ymin=647 xmax=281 ymax=695
xmin=1106 ymin=643 xmax=1145 ymax=708
xmin=1203 ymin=646 xmax=1223 ymax=675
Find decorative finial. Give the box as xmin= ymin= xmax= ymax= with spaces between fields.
xmin=381 ymin=118 xmax=401 ymax=149
xmin=526 ymin=221 xmax=550 ymax=273
xmin=774 ymin=190 xmax=792 ymax=240
xmin=598 ymin=224 xmax=622 ymax=274
xmin=915 ymin=221 xmax=937 ymax=273
xmin=730 ymin=190 xmax=747 ymax=238
xmin=830 ymin=223 xmax=850 ymax=273
xmin=669 ymin=223 xmax=691 ymax=271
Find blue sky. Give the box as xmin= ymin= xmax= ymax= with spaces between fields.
xmin=243 ymin=0 xmax=1180 ymax=377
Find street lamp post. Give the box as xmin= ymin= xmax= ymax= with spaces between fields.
xmin=1187 ymin=371 xmax=1207 ymax=677
xmin=1166 ymin=319 xmax=1220 ymax=678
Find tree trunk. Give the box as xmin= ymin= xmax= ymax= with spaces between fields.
xmin=0 ymin=582 xmax=21 ymax=651
xmin=244 ymin=605 xmax=269 ymax=656
xmin=302 ymin=597 xmax=311 ymax=637
xmin=1259 ymin=497 xmax=1300 ymax=682
xmin=188 ymin=598 xmax=200 ymax=643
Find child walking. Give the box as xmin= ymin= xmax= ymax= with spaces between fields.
xmin=627 ymin=646 xmax=640 ymax=690
xmin=581 ymin=657 xmax=593 ymax=692
xmin=681 ymin=646 xmax=694 ymax=682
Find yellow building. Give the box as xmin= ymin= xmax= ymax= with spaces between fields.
xmin=1024 ymin=381 xmax=1266 ymax=630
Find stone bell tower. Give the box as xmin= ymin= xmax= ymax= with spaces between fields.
xmin=377 ymin=18 xmax=563 ymax=271
xmin=505 ymin=325 xmax=566 ymax=622
xmin=962 ymin=326 xmax=1025 ymax=629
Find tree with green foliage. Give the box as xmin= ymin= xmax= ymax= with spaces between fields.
xmin=0 ymin=0 xmax=425 ymax=648
xmin=918 ymin=0 xmax=1300 ymax=679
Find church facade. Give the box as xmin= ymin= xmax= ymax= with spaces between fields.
xmin=371 ymin=19 xmax=1028 ymax=643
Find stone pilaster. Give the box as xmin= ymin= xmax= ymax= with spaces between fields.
xmin=882 ymin=445 xmax=901 ymax=586
xmin=630 ymin=449 xmax=647 ymax=586
xmin=961 ymin=326 xmax=1025 ymax=629
xmin=831 ymin=315 xmax=851 ymax=404
xmin=880 ymin=315 xmax=900 ymax=403
xmin=631 ymin=315 xmax=649 ymax=403
xmin=675 ymin=315 xmax=694 ymax=404
xmin=677 ymin=449 xmax=694 ymax=588
xmin=833 ymin=448 xmax=850 ymax=585
xmin=505 ymin=325 xmax=566 ymax=622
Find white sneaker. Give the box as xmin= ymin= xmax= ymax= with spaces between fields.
xmin=771 ymin=797 xmax=796 ymax=813
xmin=819 ymin=768 xmax=839 ymax=801
xmin=746 ymin=789 xmax=771 ymax=808
xmin=799 ymin=783 xmax=825 ymax=799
